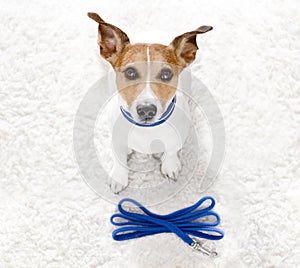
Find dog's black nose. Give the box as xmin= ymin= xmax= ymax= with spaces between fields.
xmin=136 ymin=103 xmax=157 ymax=120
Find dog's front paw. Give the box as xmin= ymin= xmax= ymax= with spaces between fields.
xmin=109 ymin=178 xmax=127 ymax=194
xmin=109 ymin=166 xmax=129 ymax=194
xmin=161 ymin=153 xmax=181 ymax=180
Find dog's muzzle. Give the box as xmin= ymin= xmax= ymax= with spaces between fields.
xmin=120 ymin=96 xmax=176 ymax=127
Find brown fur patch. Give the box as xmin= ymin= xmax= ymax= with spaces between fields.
xmin=114 ymin=44 xmax=181 ymax=106
xmin=150 ymin=83 xmax=177 ymax=106
xmin=118 ymin=83 xmax=146 ymax=106
xmin=114 ymin=44 xmax=148 ymax=68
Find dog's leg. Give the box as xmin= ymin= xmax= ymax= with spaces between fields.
xmin=161 ymin=150 xmax=181 ymax=180
xmin=109 ymin=145 xmax=129 ymax=193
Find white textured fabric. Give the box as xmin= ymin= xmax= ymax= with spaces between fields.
xmin=1 ymin=0 xmax=300 ymax=267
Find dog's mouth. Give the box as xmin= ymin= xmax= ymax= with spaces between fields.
xmin=132 ymin=112 xmax=159 ymax=125
xmin=138 ymin=117 xmax=156 ymax=125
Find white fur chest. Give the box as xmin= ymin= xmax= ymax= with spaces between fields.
xmin=107 ymin=91 xmax=191 ymax=155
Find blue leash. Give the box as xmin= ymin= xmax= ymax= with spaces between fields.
xmin=110 ymin=196 xmax=224 ymax=257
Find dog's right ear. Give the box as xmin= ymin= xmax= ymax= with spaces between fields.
xmin=87 ymin=12 xmax=130 ymax=66
xmin=169 ymin=26 xmax=213 ymax=67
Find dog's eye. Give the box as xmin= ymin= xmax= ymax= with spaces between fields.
xmin=124 ymin=67 xmax=138 ymax=80
xmin=160 ymin=68 xmax=173 ymax=81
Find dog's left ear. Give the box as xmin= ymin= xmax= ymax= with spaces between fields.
xmin=169 ymin=26 xmax=213 ymax=67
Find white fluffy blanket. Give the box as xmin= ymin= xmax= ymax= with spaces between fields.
xmin=1 ymin=0 xmax=299 ymax=267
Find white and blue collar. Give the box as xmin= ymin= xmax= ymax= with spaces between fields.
xmin=120 ymin=96 xmax=177 ymax=127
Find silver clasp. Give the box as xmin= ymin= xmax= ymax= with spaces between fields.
xmin=189 ymin=239 xmax=218 ymax=257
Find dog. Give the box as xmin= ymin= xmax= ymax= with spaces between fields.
xmin=88 ymin=12 xmax=212 ymax=193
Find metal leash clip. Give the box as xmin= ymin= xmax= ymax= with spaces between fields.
xmin=189 ymin=239 xmax=218 ymax=257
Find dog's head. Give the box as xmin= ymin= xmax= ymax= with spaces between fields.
xmin=88 ymin=12 xmax=212 ymax=125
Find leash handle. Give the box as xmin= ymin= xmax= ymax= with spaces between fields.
xmin=110 ymin=196 xmax=224 ymax=256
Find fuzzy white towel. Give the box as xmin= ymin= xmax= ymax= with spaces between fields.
xmin=1 ymin=0 xmax=299 ymax=267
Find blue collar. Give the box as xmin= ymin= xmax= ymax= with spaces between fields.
xmin=120 ymin=96 xmax=176 ymax=127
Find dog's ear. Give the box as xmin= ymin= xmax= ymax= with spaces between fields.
xmin=169 ymin=26 xmax=213 ymax=67
xmin=88 ymin=12 xmax=130 ymax=66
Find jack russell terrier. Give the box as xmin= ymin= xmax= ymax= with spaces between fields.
xmin=88 ymin=12 xmax=212 ymax=193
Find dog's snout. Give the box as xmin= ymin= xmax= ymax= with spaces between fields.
xmin=136 ymin=103 xmax=157 ymax=120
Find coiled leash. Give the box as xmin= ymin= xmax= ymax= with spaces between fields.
xmin=110 ymin=196 xmax=224 ymax=257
